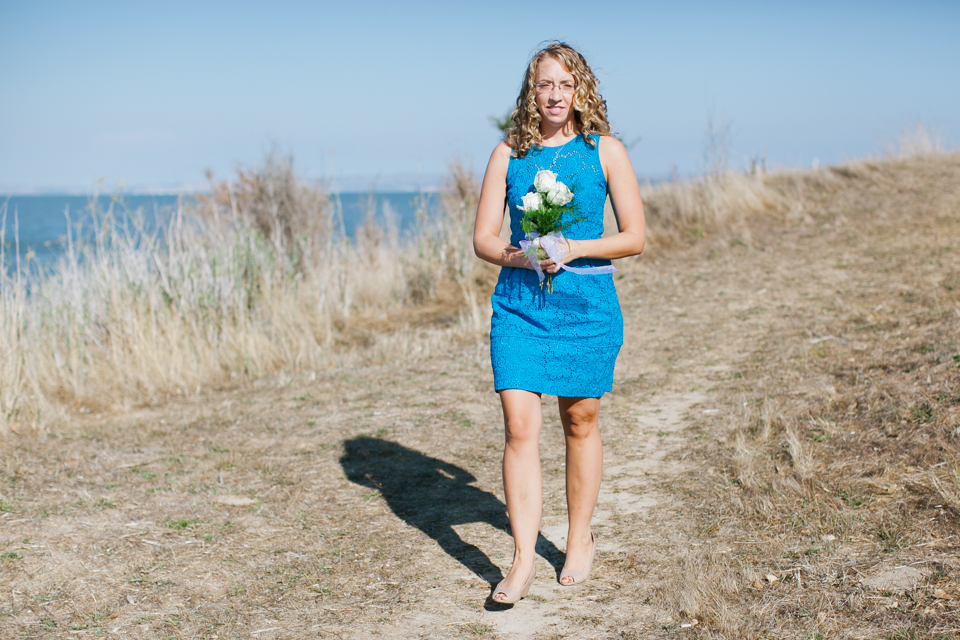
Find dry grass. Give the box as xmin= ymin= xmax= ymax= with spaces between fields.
xmin=648 ymin=153 xmax=960 ymax=638
xmin=0 ymin=153 xmax=783 ymax=436
xmin=3 ymin=144 xmax=959 ymax=638
xmin=0 ymin=155 xmax=493 ymax=434
xmin=639 ymin=171 xmax=788 ymax=248
xmin=886 ymin=122 xmax=952 ymax=160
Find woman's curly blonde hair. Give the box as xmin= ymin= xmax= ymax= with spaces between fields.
xmin=505 ymin=42 xmax=611 ymax=158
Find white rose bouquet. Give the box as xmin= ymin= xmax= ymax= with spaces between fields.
xmin=518 ymin=169 xmax=617 ymax=293
xmin=518 ymin=170 xmax=583 ymax=293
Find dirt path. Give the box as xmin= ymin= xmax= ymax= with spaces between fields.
xmin=2 ymin=156 xmax=958 ymax=639
xmin=0 ymin=253 xmax=748 ymax=639
xmin=0 ymin=247 xmax=727 ymax=639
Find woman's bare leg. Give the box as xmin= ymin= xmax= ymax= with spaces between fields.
xmin=493 ymin=389 xmax=543 ymax=601
xmin=558 ymin=396 xmax=602 ymax=584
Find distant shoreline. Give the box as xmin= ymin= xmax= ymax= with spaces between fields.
xmin=1 ymin=186 xmax=443 ymax=197
xmin=1 ymin=191 xmax=442 ymax=268
xmin=0 ymin=172 xmax=678 ymax=198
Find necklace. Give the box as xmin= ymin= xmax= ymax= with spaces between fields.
xmin=536 ymin=134 xmax=578 ymax=175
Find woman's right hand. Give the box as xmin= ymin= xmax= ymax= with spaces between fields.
xmin=473 ymin=143 xmax=534 ymax=270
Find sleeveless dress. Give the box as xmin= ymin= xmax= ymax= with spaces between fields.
xmin=490 ymin=134 xmax=623 ymax=398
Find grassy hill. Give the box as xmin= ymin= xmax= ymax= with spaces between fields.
xmin=0 ymin=153 xmax=958 ymax=638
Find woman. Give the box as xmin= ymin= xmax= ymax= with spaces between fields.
xmin=473 ymin=42 xmax=645 ymax=604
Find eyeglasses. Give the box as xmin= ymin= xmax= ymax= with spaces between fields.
xmin=534 ymin=81 xmax=576 ymax=95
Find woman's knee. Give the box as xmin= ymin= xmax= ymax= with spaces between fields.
xmin=564 ymin=419 xmax=598 ymax=441
xmin=500 ymin=390 xmax=542 ymax=446
xmin=561 ymin=401 xmax=600 ymax=440
xmin=504 ymin=417 xmax=541 ymax=445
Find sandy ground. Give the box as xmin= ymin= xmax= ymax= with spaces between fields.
xmin=2 ymin=155 xmax=959 ymax=639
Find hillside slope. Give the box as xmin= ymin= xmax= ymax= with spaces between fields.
xmin=0 ymin=154 xmax=958 ymax=639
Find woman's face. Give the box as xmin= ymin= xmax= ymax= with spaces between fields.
xmin=534 ymin=57 xmax=576 ymax=131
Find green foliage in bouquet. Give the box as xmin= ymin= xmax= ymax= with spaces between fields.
xmin=519 ymin=199 xmax=583 ymax=238
xmin=517 ymin=170 xmax=585 ymax=293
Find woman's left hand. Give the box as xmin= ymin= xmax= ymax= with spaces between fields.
xmin=539 ymin=238 xmax=579 ymax=274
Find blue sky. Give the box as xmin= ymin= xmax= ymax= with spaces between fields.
xmin=1 ymin=0 xmax=957 ymax=192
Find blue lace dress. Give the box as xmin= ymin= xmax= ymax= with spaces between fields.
xmin=490 ymin=134 xmax=623 ymax=398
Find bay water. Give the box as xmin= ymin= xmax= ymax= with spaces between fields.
xmin=1 ymin=191 xmax=439 ymax=271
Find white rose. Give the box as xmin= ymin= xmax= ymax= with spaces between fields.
xmin=546 ymin=182 xmax=573 ymax=206
xmin=520 ymin=191 xmax=543 ymax=212
xmin=533 ymin=170 xmax=557 ymax=193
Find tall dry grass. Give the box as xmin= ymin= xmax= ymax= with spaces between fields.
xmin=655 ymin=151 xmax=960 ymax=638
xmin=1 ymin=149 xmax=801 ymax=434
xmin=0 ymin=154 xmax=490 ymax=433
xmin=639 ymin=171 xmax=787 ymax=246
xmin=886 ymin=121 xmax=951 ymax=160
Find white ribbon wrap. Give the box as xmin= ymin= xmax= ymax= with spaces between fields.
xmin=519 ymin=232 xmax=617 ymax=285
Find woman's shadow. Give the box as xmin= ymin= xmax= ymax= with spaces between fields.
xmin=340 ymin=437 xmax=564 ymax=589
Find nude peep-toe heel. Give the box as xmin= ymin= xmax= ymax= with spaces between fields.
xmin=559 ymin=532 xmax=595 ymax=586
xmin=492 ymin=565 xmax=536 ymax=604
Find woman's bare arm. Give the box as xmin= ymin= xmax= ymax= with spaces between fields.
xmin=541 ymin=136 xmax=645 ymax=272
xmin=473 ymin=142 xmax=533 ymax=269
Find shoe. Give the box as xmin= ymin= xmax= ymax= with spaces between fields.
xmin=492 ymin=565 xmax=536 ymax=604
xmin=559 ymin=532 xmax=595 ymax=586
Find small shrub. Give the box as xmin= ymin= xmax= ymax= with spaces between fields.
xmin=910 ymin=403 xmax=934 ymax=424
